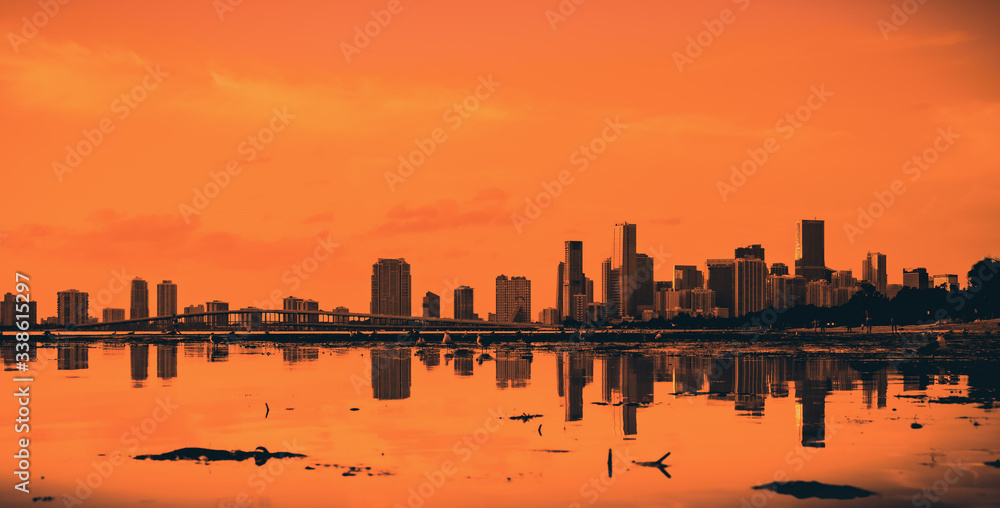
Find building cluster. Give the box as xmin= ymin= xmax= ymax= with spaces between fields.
xmin=16 ymin=218 xmax=963 ymax=328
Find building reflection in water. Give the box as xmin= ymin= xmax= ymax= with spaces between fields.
xmin=735 ymin=357 xmax=768 ymax=418
xmin=209 ymin=343 xmax=229 ymax=363
xmin=282 ymin=345 xmax=319 ymax=365
xmin=371 ymin=347 xmax=412 ymax=400
xmin=496 ymin=350 xmax=532 ymax=389
xmin=602 ymin=354 xmax=654 ymax=435
xmin=558 ymin=351 xmax=594 ymax=422
xmin=130 ymin=344 xmax=149 ymax=388
xmin=57 ymin=344 xmax=89 ymax=370
xmin=157 ymin=344 xmax=178 ymax=380
xmin=417 ymin=348 xmax=440 ymax=370
xmin=453 ymin=353 xmax=473 ymax=377
xmin=1 ymin=340 xmax=37 ymax=366
xmin=183 ymin=342 xmax=207 ymax=358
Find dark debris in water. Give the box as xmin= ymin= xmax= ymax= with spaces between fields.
xmin=307 ymin=463 xmax=392 ymax=476
xmin=134 ymin=447 xmax=305 ymax=466
xmin=911 ymin=423 xmax=924 ymax=429
xmin=752 ymin=481 xmax=876 ymax=500
xmin=985 ymin=460 xmax=1000 ymax=468
xmin=32 ymin=497 xmax=54 ymax=502
xmin=506 ymin=413 xmax=543 ymax=422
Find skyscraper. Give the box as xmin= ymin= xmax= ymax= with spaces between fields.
xmin=795 ymin=220 xmax=828 ymax=282
xmin=454 ymin=286 xmax=474 ymax=320
xmin=156 ymin=280 xmax=178 ymax=317
xmin=556 ymin=262 xmax=564 ymax=320
xmin=422 ymin=291 xmax=440 ymax=318
xmin=673 ymin=265 xmax=704 ymax=290
xmin=57 ymin=289 xmax=89 ymax=326
xmin=130 ymin=278 xmax=149 ymax=320
xmin=206 ymin=300 xmax=229 ymax=328
xmin=903 ymin=268 xmax=930 ymax=290
xmin=102 ymin=308 xmax=125 ymax=323
xmin=612 ymin=222 xmax=637 ymax=319
xmin=562 ymin=241 xmax=586 ymax=321
xmin=862 ymin=252 xmax=888 ymax=295
xmin=1 ymin=292 xmax=37 ymax=327
xmin=496 ymin=275 xmax=531 ymax=323
xmin=735 ymin=244 xmax=765 ymax=262
xmin=734 ymin=257 xmax=767 ymax=317
xmin=602 ymin=257 xmax=619 ymax=318
xmin=707 ymin=259 xmax=736 ymax=318
xmin=370 ymin=258 xmax=412 ymax=316
xmin=635 ymin=253 xmax=655 ymax=313
xmin=770 ymin=263 xmax=790 ymax=276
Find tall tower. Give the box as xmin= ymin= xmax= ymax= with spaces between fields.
xmin=496 ymin=275 xmax=531 ymax=323
xmin=556 ymin=262 xmax=564 ymax=321
xmin=370 ymin=258 xmax=412 ymax=316
xmin=562 ymin=241 xmax=585 ymax=321
xmin=130 ymin=278 xmax=149 ymax=320
xmin=602 ymin=257 xmax=619 ymax=318
xmin=57 ymin=289 xmax=89 ymax=326
xmin=612 ymin=223 xmax=637 ymax=319
xmin=156 ymin=280 xmax=178 ymax=317
xmin=862 ymin=252 xmax=888 ymax=295
xmin=707 ymin=259 xmax=736 ymax=318
xmin=795 ymin=220 xmax=828 ymax=282
xmin=454 ymin=286 xmax=474 ymax=320
xmin=734 ymin=257 xmax=768 ymax=317
xmin=422 ymin=291 xmax=440 ymax=318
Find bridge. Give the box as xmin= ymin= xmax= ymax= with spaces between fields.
xmin=70 ymin=309 xmax=540 ymax=332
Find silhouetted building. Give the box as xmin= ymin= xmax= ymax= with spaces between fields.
xmin=735 ymin=244 xmax=765 ymax=262
xmin=496 ymin=350 xmax=532 ymax=389
xmin=57 ymin=344 xmax=89 ymax=370
xmin=807 ymin=280 xmax=832 ymax=307
xmin=539 ymin=307 xmax=560 ymax=325
xmin=157 ymin=344 xmax=177 ymax=380
xmin=454 ymin=286 xmax=474 ymax=320
xmin=933 ymin=274 xmax=959 ymax=291
xmin=206 ymin=300 xmax=229 ymax=327
xmin=556 ymin=262 xmax=565 ymax=320
xmin=102 ymin=308 xmax=125 ymax=323
xmin=562 ymin=241 xmax=586 ymax=321
xmin=182 ymin=304 xmax=205 ymax=324
xmin=767 ymin=275 xmax=807 ymax=309
xmin=1 ymin=292 xmax=37 ymax=327
xmin=371 ymin=347 xmax=412 ymax=400
xmin=635 ymin=253 xmax=655 ymax=316
xmin=673 ymin=265 xmax=704 ymax=290
xmin=612 ymin=223 xmax=638 ymax=319
xmin=602 ymin=257 xmax=619 ymax=318
xmin=903 ymin=268 xmax=930 ymax=290
xmin=831 ymin=270 xmax=858 ymax=306
xmin=770 ymin=263 xmax=789 ymax=276
xmin=707 ymin=259 xmax=735 ymax=318
xmin=130 ymin=278 xmax=149 ymax=319
xmin=690 ymin=289 xmax=717 ymax=315
xmin=586 ymin=302 xmax=606 ymax=323
xmin=795 ymin=220 xmax=829 ymax=282
xmin=422 ymin=291 xmax=440 ymax=318
xmin=734 ymin=257 xmax=767 ymax=317
xmin=57 ymin=289 xmax=89 ymax=327
xmin=156 ymin=280 xmax=177 ymax=317
xmin=496 ymin=275 xmax=531 ymax=323
xmin=371 ymin=258 xmax=411 ymax=316
xmin=130 ymin=344 xmax=149 ymax=388
xmin=862 ymin=252 xmax=888 ymax=295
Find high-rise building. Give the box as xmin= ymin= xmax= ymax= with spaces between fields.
xmin=156 ymin=280 xmax=178 ymax=317
xmin=933 ymin=274 xmax=959 ymax=291
xmin=734 ymin=257 xmax=767 ymax=317
xmin=1 ymin=292 xmax=37 ymax=327
xmin=862 ymin=252 xmax=888 ymax=295
xmin=539 ymin=308 xmax=560 ymax=325
xmin=735 ymin=244 xmax=765 ymax=262
xmin=454 ymin=286 xmax=474 ymax=320
xmin=422 ymin=291 xmax=440 ymax=318
xmin=556 ymin=262 xmax=564 ymax=320
xmin=767 ymin=275 xmax=807 ymax=309
xmin=562 ymin=241 xmax=586 ymax=321
xmin=770 ymin=263 xmax=789 ymax=276
xmin=635 ymin=253 xmax=655 ymax=315
xmin=585 ymin=277 xmax=594 ymax=304
xmin=102 ymin=308 xmax=126 ymax=323
xmin=903 ymin=268 xmax=930 ymax=290
xmin=707 ymin=259 xmax=736 ymax=318
xmin=602 ymin=257 xmax=619 ymax=317
xmin=831 ymin=270 xmax=858 ymax=306
xmin=206 ymin=300 xmax=229 ymax=328
xmin=795 ymin=220 xmax=829 ymax=282
xmin=182 ymin=304 xmax=205 ymax=324
xmin=57 ymin=289 xmax=89 ymax=326
xmin=130 ymin=278 xmax=149 ymax=320
xmin=673 ymin=265 xmax=704 ymax=290
xmin=690 ymin=289 xmax=717 ymax=315
xmin=370 ymin=258 xmax=411 ymax=316
xmin=807 ymin=280 xmax=832 ymax=307
xmin=612 ymin=223 xmax=637 ymax=319
xmin=496 ymin=275 xmax=531 ymax=323
xmin=282 ymin=296 xmax=305 ymax=324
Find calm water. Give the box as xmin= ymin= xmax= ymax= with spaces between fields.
xmin=3 ymin=339 xmax=999 ymax=507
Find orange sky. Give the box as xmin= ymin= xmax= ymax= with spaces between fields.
xmin=2 ymin=0 xmax=999 ymax=320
